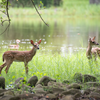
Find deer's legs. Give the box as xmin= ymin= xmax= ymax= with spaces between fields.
xmin=5 ymin=60 xmax=13 ymax=74
xmin=0 ymin=62 xmax=6 ymax=74
xmin=24 ymin=62 xmax=28 ymax=74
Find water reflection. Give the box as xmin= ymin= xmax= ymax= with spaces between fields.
xmin=0 ymin=18 xmax=100 ymax=55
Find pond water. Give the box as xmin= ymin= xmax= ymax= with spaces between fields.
xmin=0 ymin=18 xmax=100 ymax=55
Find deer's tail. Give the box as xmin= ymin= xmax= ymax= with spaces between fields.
xmin=97 ymin=49 xmax=100 ymax=57
xmin=2 ymin=54 xmax=5 ymax=62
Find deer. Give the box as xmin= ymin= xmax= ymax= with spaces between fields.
xmin=9 ymin=39 xmax=20 ymax=50
xmin=86 ymin=36 xmax=100 ymax=60
xmin=0 ymin=39 xmax=42 ymax=75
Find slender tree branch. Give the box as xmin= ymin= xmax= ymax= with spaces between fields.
xmin=31 ymin=0 xmax=49 ymax=27
xmin=0 ymin=0 xmax=48 ymax=35
xmin=0 ymin=10 xmax=7 ymax=15
xmin=1 ymin=20 xmax=9 ymax=26
xmin=0 ymin=0 xmax=10 ymax=35
xmin=6 ymin=0 xmax=10 ymax=21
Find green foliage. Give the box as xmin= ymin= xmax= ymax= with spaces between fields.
xmin=0 ymin=51 xmax=100 ymax=88
xmin=0 ymin=0 xmax=11 ymax=24
xmin=0 ymin=0 xmax=10 ymax=8
xmin=7 ymin=7 xmax=100 ymax=19
xmin=9 ymin=0 xmax=62 ymax=7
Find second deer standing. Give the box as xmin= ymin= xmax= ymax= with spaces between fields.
xmin=0 ymin=39 xmax=42 ymax=74
xmin=9 ymin=39 xmax=20 ymax=50
xmin=86 ymin=36 xmax=100 ymax=60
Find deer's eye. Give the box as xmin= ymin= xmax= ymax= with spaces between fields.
xmin=34 ymin=45 xmax=36 ymax=47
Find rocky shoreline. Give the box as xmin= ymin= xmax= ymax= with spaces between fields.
xmin=0 ymin=73 xmax=100 ymax=100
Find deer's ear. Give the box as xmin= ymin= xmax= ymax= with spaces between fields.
xmin=88 ymin=38 xmax=91 ymax=42
xmin=31 ymin=40 xmax=34 ymax=45
xmin=92 ymin=36 xmax=96 ymax=40
xmin=38 ymin=39 xmax=42 ymax=44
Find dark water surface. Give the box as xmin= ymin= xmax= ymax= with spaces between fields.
xmin=0 ymin=18 xmax=100 ymax=55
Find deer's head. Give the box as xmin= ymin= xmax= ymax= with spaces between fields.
xmin=88 ymin=36 xmax=99 ymax=46
xmin=31 ymin=39 xmax=42 ymax=50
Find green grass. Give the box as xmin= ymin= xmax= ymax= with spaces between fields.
xmin=0 ymin=0 xmax=100 ymax=87
xmin=0 ymin=51 xmax=100 ymax=87
xmin=1 ymin=3 xmax=100 ymax=22
xmin=8 ymin=5 xmax=100 ymax=19
xmin=0 ymin=0 xmax=100 ymax=21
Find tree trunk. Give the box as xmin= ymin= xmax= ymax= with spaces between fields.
xmin=89 ymin=0 xmax=100 ymax=4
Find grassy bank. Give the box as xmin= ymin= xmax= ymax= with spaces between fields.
xmin=0 ymin=51 xmax=100 ymax=87
xmin=0 ymin=0 xmax=100 ymax=87
xmin=7 ymin=0 xmax=100 ymax=19
xmin=1 ymin=0 xmax=100 ymax=22
xmin=8 ymin=5 xmax=100 ymax=20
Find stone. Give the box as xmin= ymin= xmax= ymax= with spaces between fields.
xmin=27 ymin=75 xmax=38 ymax=87
xmin=0 ymin=88 xmax=8 ymax=94
xmin=9 ymin=96 xmax=20 ymax=100
xmin=21 ymin=84 xmax=33 ymax=93
xmin=32 ymin=84 xmax=46 ymax=96
xmin=74 ymin=92 xmax=82 ymax=99
xmin=39 ymin=98 xmax=46 ymax=100
xmin=61 ymin=89 xmax=81 ymax=95
xmin=10 ymin=93 xmax=38 ymax=100
xmin=84 ymin=82 xmax=100 ymax=88
xmin=3 ymin=90 xmax=15 ymax=96
xmin=0 ymin=95 xmax=14 ymax=100
xmin=48 ymin=81 xmax=67 ymax=90
xmin=61 ymin=95 xmax=74 ymax=100
xmin=83 ymin=74 xmax=97 ymax=82
xmin=0 ymin=76 xmax=5 ymax=89
xmin=73 ymin=73 xmax=83 ymax=83
xmin=67 ymin=83 xmax=81 ymax=89
xmin=14 ymin=77 xmax=26 ymax=85
xmin=45 ymin=93 xmax=57 ymax=99
xmin=89 ymin=92 xmax=100 ymax=99
xmin=43 ymin=86 xmax=64 ymax=95
xmin=84 ymin=89 xmax=91 ymax=95
xmin=36 ymin=76 xmax=56 ymax=86
xmin=0 ymin=93 xmax=4 ymax=96
xmin=62 ymin=80 xmax=70 ymax=84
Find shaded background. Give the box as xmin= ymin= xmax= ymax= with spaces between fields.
xmin=0 ymin=0 xmax=100 ymax=55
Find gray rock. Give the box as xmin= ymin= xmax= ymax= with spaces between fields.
xmin=36 ymin=76 xmax=56 ymax=86
xmin=12 ymin=93 xmax=39 ymax=100
xmin=83 ymin=74 xmax=97 ymax=82
xmin=48 ymin=81 xmax=68 ymax=90
xmin=0 ymin=76 xmax=5 ymax=89
xmin=67 ymin=83 xmax=81 ymax=89
xmin=39 ymin=98 xmax=47 ymax=100
xmin=73 ymin=73 xmax=83 ymax=83
xmin=61 ymin=95 xmax=74 ymax=100
xmin=14 ymin=83 xmax=22 ymax=89
xmin=14 ymin=82 xmax=32 ymax=93
xmin=14 ymin=77 xmax=26 ymax=85
xmin=89 ymin=92 xmax=100 ymax=99
xmin=32 ymin=84 xmax=46 ymax=96
xmin=0 ymin=88 xmax=8 ymax=94
xmin=84 ymin=82 xmax=100 ymax=88
xmin=74 ymin=92 xmax=82 ymax=99
xmin=45 ymin=93 xmax=57 ymax=99
xmin=62 ymin=80 xmax=70 ymax=84
xmin=43 ymin=86 xmax=64 ymax=95
xmin=84 ymin=88 xmax=91 ymax=95
xmin=9 ymin=96 xmax=20 ymax=100
xmin=0 ymin=95 xmax=14 ymax=100
xmin=3 ymin=90 xmax=15 ymax=96
xmin=0 ymin=93 xmax=4 ymax=96
xmin=61 ymin=89 xmax=81 ymax=95
xmin=27 ymin=75 xmax=38 ymax=87
xmin=21 ymin=84 xmax=33 ymax=93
